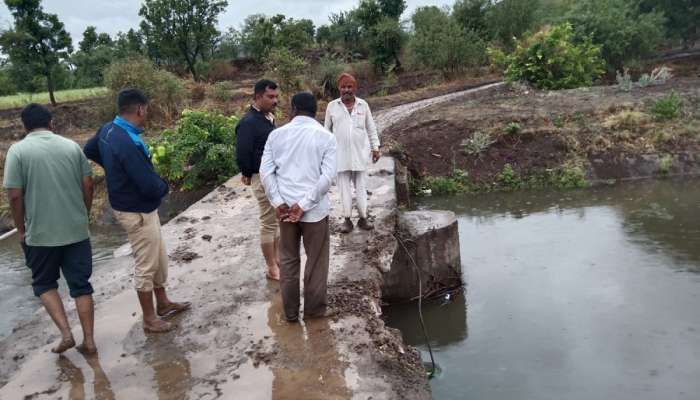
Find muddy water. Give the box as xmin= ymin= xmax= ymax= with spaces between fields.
xmin=384 ymin=178 xmax=700 ymax=400
xmin=0 ymin=226 xmax=126 ymax=339
xmin=0 ymin=188 xmax=208 ymax=340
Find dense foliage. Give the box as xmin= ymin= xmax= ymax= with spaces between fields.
xmin=149 ymin=110 xmax=239 ymax=190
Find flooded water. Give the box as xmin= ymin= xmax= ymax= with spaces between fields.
xmin=384 ymin=178 xmax=700 ymax=400
xmin=0 ymin=226 xmax=126 ymax=339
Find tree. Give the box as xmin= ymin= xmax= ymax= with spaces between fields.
xmin=240 ymin=14 xmax=315 ymax=60
xmin=453 ymin=0 xmax=490 ymax=38
xmin=317 ymin=11 xmax=365 ymax=57
xmin=0 ymin=0 xmax=73 ymax=105
xmin=567 ymin=0 xmax=666 ymax=70
xmin=486 ymin=0 xmax=540 ymax=48
xmin=139 ymin=0 xmax=228 ymax=81
xmin=409 ymin=6 xmax=487 ymax=75
xmin=637 ymin=0 xmax=699 ymax=48
xmin=73 ymin=28 xmax=115 ymax=87
xmin=378 ymin=0 xmax=407 ymax=19
xmin=114 ymin=29 xmax=145 ymax=58
xmin=368 ymin=17 xmax=405 ymax=73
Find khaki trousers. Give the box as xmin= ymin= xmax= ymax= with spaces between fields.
xmin=251 ymin=174 xmax=280 ymax=244
xmin=114 ymin=210 xmax=168 ymax=292
xmin=278 ymin=217 xmax=330 ymax=321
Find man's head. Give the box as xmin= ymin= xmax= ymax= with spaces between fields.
xmin=291 ymin=92 xmax=318 ymax=119
xmin=21 ymin=103 xmax=53 ymax=133
xmin=254 ymin=79 xmax=279 ymax=114
xmin=118 ymin=88 xmax=149 ymax=127
xmin=338 ymin=73 xmax=357 ymax=103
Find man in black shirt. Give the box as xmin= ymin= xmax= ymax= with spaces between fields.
xmin=236 ymin=80 xmax=281 ymax=280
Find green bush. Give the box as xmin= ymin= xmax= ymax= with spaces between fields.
xmin=650 ymin=91 xmax=682 ymax=121
xmin=497 ymin=163 xmax=520 ymax=187
xmin=657 ymin=154 xmax=673 ymax=176
xmin=462 ymin=131 xmax=495 ymax=155
xmin=420 ymin=170 xmax=472 ymax=195
xmin=265 ymin=48 xmax=308 ymax=92
xmin=497 ymin=23 xmax=605 ymax=90
xmin=103 ymin=56 xmax=186 ymax=120
xmin=504 ymin=122 xmax=522 ymax=135
xmin=149 ymin=110 xmax=240 ymax=190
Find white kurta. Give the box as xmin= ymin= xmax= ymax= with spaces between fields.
xmin=324 ymin=97 xmax=379 ymax=172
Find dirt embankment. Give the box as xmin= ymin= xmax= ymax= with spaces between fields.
xmin=383 ymin=77 xmax=700 ymax=192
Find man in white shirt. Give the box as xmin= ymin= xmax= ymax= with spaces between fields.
xmin=324 ymin=73 xmax=380 ymax=234
xmin=260 ymin=92 xmax=338 ymax=322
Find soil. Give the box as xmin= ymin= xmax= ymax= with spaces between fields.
xmin=383 ymin=77 xmax=700 ymax=185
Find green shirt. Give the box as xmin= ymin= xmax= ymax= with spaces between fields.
xmin=3 ymin=131 xmax=92 ymax=247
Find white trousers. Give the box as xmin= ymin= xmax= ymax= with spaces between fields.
xmin=337 ymin=171 xmax=368 ymax=219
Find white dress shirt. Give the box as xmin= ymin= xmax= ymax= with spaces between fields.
xmin=260 ymin=116 xmax=338 ymax=223
xmin=324 ymin=97 xmax=379 ymax=172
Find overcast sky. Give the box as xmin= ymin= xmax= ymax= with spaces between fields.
xmin=0 ymin=0 xmax=454 ymax=43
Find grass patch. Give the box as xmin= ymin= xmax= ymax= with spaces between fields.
xmin=0 ymin=87 xmax=109 ymax=110
xmin=650 ymin=91 xmax=682 ymax=122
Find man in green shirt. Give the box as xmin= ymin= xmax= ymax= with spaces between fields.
xmin=3 ymin=104 xmax=96 ymax=354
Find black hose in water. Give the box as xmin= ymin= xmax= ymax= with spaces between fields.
xmin=393 ymin=233 xmax=437 ymax=378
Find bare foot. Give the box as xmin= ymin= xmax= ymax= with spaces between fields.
xmin=51 ymin=337 xmax=76 ymax=354
xmin=143 ymin=318 xmax=173 ymax=334
xmin=76 ymin=342 xmax=98 ymax=355
xmin=157 ymin=301 xmax=192 ymax=318
xmin=266 ymin=265 xmax=280 ymax=281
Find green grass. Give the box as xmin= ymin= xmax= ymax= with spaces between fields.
xmin=0 ymin=87 xmax=109 ymax=110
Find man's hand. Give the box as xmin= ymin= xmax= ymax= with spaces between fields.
xmin=284 ymin=204 xmax=305 ymax=223
xmin=241 ymin=176 xmax=252 ymax=186
xmin=18 ymin=229 xmax=25 ymax=243
xmin=276 ymin=204 xmax=290 ymax=221
xmin=372 ymin=150 xmax=381 ymax=164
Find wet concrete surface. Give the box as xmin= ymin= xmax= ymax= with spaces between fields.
xmin=385 ymin=178 xmax=700 ymax=400
xmin=0 ymin=156 xmax=430 ymax=399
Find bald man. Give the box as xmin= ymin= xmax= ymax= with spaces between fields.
xmin=324 ymin=73 xmax=380 ymax=234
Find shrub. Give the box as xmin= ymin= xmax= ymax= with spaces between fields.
xmin=657 ymin=154 xmax=673 ymax=176
xmin=209 ymin=81 xmax=236 ymax=102
xmin=616 ymin=68 xmax=634 ymax=91
xmin=315 ymin=56 xmax=347 ymax=99
xmin=103 ymin=56 xmax=186 ymax=121
xmin=499 ymin=23 xmax=605 ymax=90
xmin=552 ymin=163 xmax=587 ymax=189
xmin=504 ymin=122 xmax=521 ymax=135
xmin=149 ymin=110 xmax=240 ymax=190
xmin=650 ymin=91 xmax=682 ymax=121
xmin=462 ymin=131 xmax=495 ymax=155
xmin=190 ymin=82 xmax=207 ymax=101
xmin=265 ymin=48 xmax=308 ymax=92
xmin=497 ymin=163 xmax=519 ymax=187
xmin=420 ymin=170 xmax=472 ymax=195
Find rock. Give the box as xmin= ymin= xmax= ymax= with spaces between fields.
xmin=382 ymin=211 xmax=462 ymax=302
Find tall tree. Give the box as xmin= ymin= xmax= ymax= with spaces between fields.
xmin=0 ymin=0 xmax=73 ymax=105
xmin=139 ymin=0 xmax=228 ymax=81
xmin=453 ymin=0 xmax=491 ymax=38
xmin=637 ymin=0 xmax=699 ymax=48
xmin=378 ymin=0 xmax=407 ymax=19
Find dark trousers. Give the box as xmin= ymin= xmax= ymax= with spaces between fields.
xmin=279 ymin=217 xmax=330 ymax=321
xmin=21 ymin=239 xmax=93 ymax=298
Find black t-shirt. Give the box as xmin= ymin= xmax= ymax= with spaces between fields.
xmin=235 ymin=107 xmax=276 ymax=178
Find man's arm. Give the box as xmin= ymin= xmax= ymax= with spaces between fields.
xmin=7 ymin=189 xmax=25 ymax=241
xmin=366 ymin=104 xmax=381 ymax=163
xmin=260 ymin=136 xmax=285 ymax=208
xmin=323 ymin=104 xmax=333 ymax=131
xmin=297 ymin=135 xmax=338 ymax=213
xmin=235 ymin=121 xmax=255 ymax=184
xmin=81 ymin=176 xmax=94 ymax=215
xmin=83 ymin=129 xmax=103 ymax=166
xmin=118 ymin=139 xmax=169 ymax=200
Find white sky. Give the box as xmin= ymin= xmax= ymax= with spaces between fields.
xmin=0 ymin=0 xmax=455 ymax=44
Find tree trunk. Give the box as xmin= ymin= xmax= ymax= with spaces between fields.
xmin=185 ymin=55 xmax=199 ymax=82
xmin=46 ymin=69 xmax=57 ymax=106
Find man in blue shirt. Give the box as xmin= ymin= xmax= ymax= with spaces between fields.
xmin=84 ymin=89 xmax=190 ymax=333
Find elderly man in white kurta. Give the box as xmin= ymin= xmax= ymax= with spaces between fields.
xmin=324 ymin=73 xmax=380 ymax=234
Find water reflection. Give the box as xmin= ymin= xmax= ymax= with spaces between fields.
xmin=386 ymin=178 xmax=700 ymax=400
xmin=57 ymin=354 xmax=115 ymax=400
xmin=383 ymin=292 xmax=468 ymax=349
